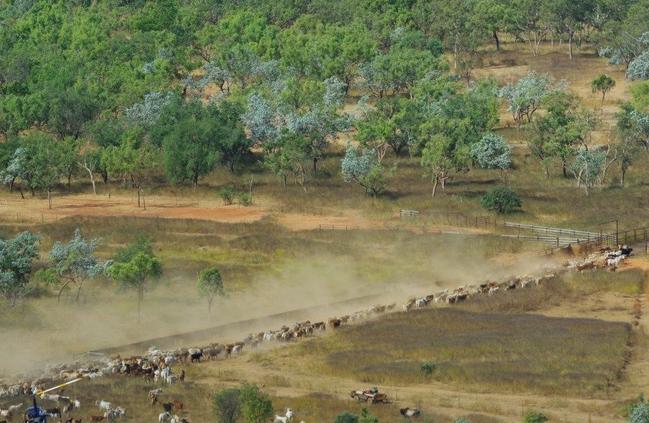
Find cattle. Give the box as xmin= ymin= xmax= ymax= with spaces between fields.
xmin=415 ymin=298 xmax=429 ymax=308
xmin=96 ymin=400 xmax=112 ymax=411
xmin=274 ymin=408 xmax=294 ymax=423
xmin=400 ymin=407 xmax=421 ymax=418
xmin=46 ymin=407 xmax=61 ymax=418
xmin=0 ymin=403 xmax=22 ymax=419
xmin=328 ymin=318 xmax=341 ymax=329
xmin=203 ymin=344 xmax=223 ymax=360
xmin=179 ymin=369 xmax=185 ymax=383
xmin=159 ymin=411 xmax=173 ymax=423
xmin=149 ymin=388 xmax=163 ymax=406
xmin=89 ymin=416 xmax=105 ymax=422
xmin=189 ymin=350 xmax=203 ymax=363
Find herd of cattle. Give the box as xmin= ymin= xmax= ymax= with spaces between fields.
xmin=0 ymin=245 xmax=633 ymax=421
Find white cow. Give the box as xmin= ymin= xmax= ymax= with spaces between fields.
xmin=274 ymin=408 xmax=294 ymax=423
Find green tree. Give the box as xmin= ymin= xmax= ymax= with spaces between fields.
xmin=19 ymin=132 xmax=66 ymax=208
xmin=480 ymin=186 xmax=522 ymax=214
xmin=591 ymin=74 xmax=616 ymax=105
xmin=106 ymin=238 xmax=162 ymax=321
xmin=101 ymin=139 xmax=159 ymax=208
xmin=239 ymin=384 xmax=273 ymax=423
xmin=197 ymin=266 xmax=225 ymax=313
xmin=528 ymin=93 xmax=596 ymax=178
xmin=213 ymin=388 xmax=241 ymax=423
xmin=0 ymin=231 xmax=40 ymax=307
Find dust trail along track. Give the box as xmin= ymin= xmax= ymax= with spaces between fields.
xmin=90 ymin=293 xmax=384 ymax=356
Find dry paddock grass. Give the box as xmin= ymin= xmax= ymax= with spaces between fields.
xmin=268 ymin=269 xmax=645 ymax=398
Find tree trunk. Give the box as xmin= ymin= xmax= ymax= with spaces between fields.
xmin=57 ymin=280 xmax=71 ymax=304
xmin=621 ymin=168 xmax=626 ymax=187
xmin=562 ymin=160 xmax=568 ymax=178
xmin=568 ymin=32 xmax=574 ymax=60
xmin=431 ymin=176 xmax=439 ymax=198
xmin=67 ymin=173 xmax=72 ymax=191
xmin=208 ymin=297 xmax=213 ymax=313
xmin=137 ymin=187 xmax=141 ymax=208
xmin=312 ymin=157 xmax=318 ymax=175
xmin=75 ymin=280 xmax=84 ymax=303
xmin=48 ymin=189 xmax=52 ymax=210
xmin=493 ymin=31 xmax=500 ymax=51
xmin=137 ymin=285 xmax=144 ymax=322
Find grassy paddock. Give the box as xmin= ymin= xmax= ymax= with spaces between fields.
xmin=268 ymin=270 xmax=640 ymax=397
xmin=288 ymin=308 xmax=630 ymax=396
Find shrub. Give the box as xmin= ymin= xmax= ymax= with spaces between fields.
xmin=239 ymin=384 xmax=273 ymax=423
xmin=213 ymin=388 xmax=241 ymax=423
xmin=420 ymin=361 xmax=436 ymax=376
xmin=455 ymin=418 xmax=472 ymax=423
xmin=359 ymin=408 xmax=378 ymax=423
xmin=480 ymin=186 xmax=522 ymax=214
xmin=238 ymin=192 xmax=253 ymax=206
xmin=218 ymin=185 xmax=237 ymax=205
xmin=335 ymin=412 xmax=359 ymax=423
xmin=628 ymin=394 xmax=649 ymax=423
xmin=523 ymin=411 xmax=548 ymax=423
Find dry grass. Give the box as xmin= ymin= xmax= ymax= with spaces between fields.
xmin=268 ymin=270 xmax=642 ymax=398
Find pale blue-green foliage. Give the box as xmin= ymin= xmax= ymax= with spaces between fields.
xmin=199 ymin=62 xmax=231 ymax=89
xmin=499 ymin=72 xmax=560 ymax=123
xmin=125 ymin=91 xmax=175 ymax=127
xmin=471 ymin=133 xmax=512 ymax=170
xmin=323 ymin=76 xmax=346 ymax=109
xmin=49 ymin=228 xmax=105 ymax=281
xmin=629 ymin=402 xmax=649 ymax=423
xmin=628 ymin=51 xmax=649 ymax=80
xmin=0 ymin=231 xmax=39 ymax=304
xmin=455 ymin=418 xmax=472 ymax=423
xmin=242 ymin=92 xmax=278 ymax=142
xmin=341 ymin=144 xmax=376 ymax=182
xmin=571 ymin=147 xmax=606 ymax=188
xmin=1 ymin=147 xmax=27 ymax=185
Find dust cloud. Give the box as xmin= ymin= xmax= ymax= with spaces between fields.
xmin=0 ymin=232 xmax=556 ymax=380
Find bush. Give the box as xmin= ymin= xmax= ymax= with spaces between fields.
xmin=335 ymin=412 xmax=359 ymax=423
xmin=628 ymin=394 xmax=649 ymax=423
xmin=359 ymin=408 xmax=378 ymax=423
xmin=523 ymin=411 xmax=548 ymax=423
xmin=238 ymin=191 xmax=253 ymax=206
xmin=213 ymin=388 xmax=241 ymax=423
xmin=420 ymin=361 xmax=436 ymax=376
xmin=480 ymin=186 xmax=522 ymax=214
xmin=218 ymin=185 xmax=237 ymax=205
xmin=239 ymin=384 xmax=273 ymax=423
xmin=455 ymin=419 xmax=472 ymax=423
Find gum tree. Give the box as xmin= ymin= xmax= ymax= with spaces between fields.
xmin=197 ymin=266 xmax=225 ymax=313
xmin=0 ymin=231 xmax=40 ymax=307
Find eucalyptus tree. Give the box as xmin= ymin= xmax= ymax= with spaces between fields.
xmin=591 ymin=74 xmax=616 ymax=105
xmin=499 ymin=71 xmax=562 ymax=127
xmin=570 ymin=148 xmax=606 ymax=195
xmin=197 ymin=266 xmax=225 ymax=313
xmin=48 ymin=229 xmax=105 ymax=303
xmin=471 ymin=133 xmax=512 ymax=171
xmin=0 ymin=231 xmax=40 ymax=307
xmin=341 ymin=144 xmax=388 ymax=196
xmin=106 ymin=237 xmax=162 ymax=321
